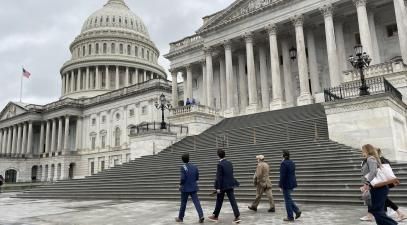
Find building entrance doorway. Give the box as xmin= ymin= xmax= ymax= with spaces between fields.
xmin=5 ymin=169 xmax=17 ymax=183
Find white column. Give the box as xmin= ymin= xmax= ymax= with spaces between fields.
xmin=267 ymin=24 xmax=284 ymax=110
xmin=116 ymin=66 xmax=120 ymax=89
xmin=95 ymin=66 xmax=100 ymax=89
xmin=0 ymin=129 xmax=3 ymax=155
xmin=106 ymin=66 xmax=110 ymax=89
xmin=219 ymin=58 xmax=227 ymax=110
xmin=244 ymin=32 xmax=258 ymax=113
xmin=39 ymin=122 xmax=45 ymax=154
xmin=171 ymin=70 xmax=178 ymax=107
xmin=45 ymin=120 xmax=51 ymax=153
xmin=135 ymin=69 xmax=139 ymax=84
xmin=21 ymin=123 xmax=27 ymax=155
xmin=335 ymin=21 xmax=348 ymax=71
xmin=224 ymin=40 xmax=235 ymax=112
xmin=281 ymin=37 xmax=295 ymax=107
xmin=11 ymin=125 xmax=17 ymax=154
xmin=258 ymin=46 xmax=270 ymax=111
xmin=86 ymin=67 xmax=90 ymax=90
xmin=51 ymin=119 xmax=57 ymax=153
xmin=125 ymin=67 xmax=130 ymax=87
xmin=186 ymin=65 xmax=193 ymax=101
xmin=353 ymin=0 xmax=375 ymax=63
xmin=292 ymin=15 xmax=313 ymax=106
xmin=144 ymin=70 xmax=147 ymax=82
xmin=77 ymin=69 xmax=81 ymax=91
xmin=64 ymin=116 xmax=70 ymax=153
xmin=70 ymin=71 xmax=75 ymax=93
xmin=321 ymin=4 xmax=341 ymax=87
xmin=393 ymin=0 xmax=407 ymax=64
xmin=306 ymin=28 xmax=321 ymax=94
xmin=16 ymin=124 xmax=22 ymax=155
xmin=26 ymin=122 xmax=33 ymax=155
xmin=57 ymin=118 xmax=63 ymax=152
xmin=201 ymin=61 xmax=207 ymax=106
xmin=64 ymin=74 xmax=69 ymax=94
xmin=238 ymin=53 xmax=248 ymax=111
xmin=76 ymin=117 xmax=82 ymax=151
xmin=368 ymin=12 xmax=380 ymax=63
xmin=61 ymin=76 xmax=65 ymax=96
xmin=205 ymin=48 xmax=214 ymax=108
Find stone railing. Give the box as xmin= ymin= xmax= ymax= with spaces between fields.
xmin=343 ymin=60 xmax=407 ymax=82
xmin=169 ymin=34 xmax=202 ymax=52
xmin=170 ymin=105 xmax=219 ymax=117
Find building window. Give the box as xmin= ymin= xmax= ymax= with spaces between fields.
xmin=113 ymin=17 xmax=116 ymax=23
xmin=114 ymin=127 xmax=121 ymax=147
xmin=355 ymin=33 xmax=361 ymax=45
xmin=129 ymin=109 xmax=135 ymax=117
xmin=83 ymin=46 xmax=86 ymax=56
xmin=103 ymin=43 xmax=107 ymax=53
xmin=147 ymin=50 xmax=150 ymax=60
xmin=101 ymin=135 xmax=106 ymax=149
xmin=92 ymin=118 xmax=96 ymax=126
xmin=135 ymin=46 xmax=138 ymax=57
xmin=101 ymin=161 xmax=105 ymax=171
xmin=88 ymin=44 xmax=92 ymax=55
xmin=386 ymin=24 xmax=398 ymax=37
xmin=141 ymin=106 xmax=148 ymax=115
xmin=127 ymin=45 xmax=131 ymax=55
xmin=116 ymin=113 xmax=120 ymax=120
xmin=90 ymin=161 xmax=95 ymax=175
xmin=142 ymin=48 xmax=145 ymax=58
xmin=111 ymin=43 xmax=116 ymax=54
xmin=91 ymin=136 xmax=96 ymax=150
xmin=120 ymin=44 xmax=124 ymax=54
xmin=101 ymin=115 xmax=106 ymax=124
xmin=106 ymin=16 xmax=109 ymax=23
xmin=96 ymin=43 xmax=99 ymax=54
xmin=193 ymin=79 xmax=198 ymax=89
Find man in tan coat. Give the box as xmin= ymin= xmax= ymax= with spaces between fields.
xmin=248 ymin=155 xmax=275 ymax=212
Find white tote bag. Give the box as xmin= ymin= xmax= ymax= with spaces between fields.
xmin=366 ymin=164 xmax=399 ymax=188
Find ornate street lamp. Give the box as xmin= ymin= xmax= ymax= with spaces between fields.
xmin=348 ymin=44 xmax=372 ymax=96
xmin=289 ymin=46 xmax=297 ymax=60
xmin=155 ymin=93 xmax=172 ymax=129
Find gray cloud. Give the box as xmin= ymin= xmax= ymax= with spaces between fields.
xmin=0 ymin=0 xmax=234 ymax=109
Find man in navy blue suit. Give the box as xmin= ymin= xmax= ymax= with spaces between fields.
xmin=279 ymin=150 xmax=302 ymax=222
xmin=208 ymin=149 xmax=241 ymax=224
xmin=176 ymin=153 xmax=204 ymax=223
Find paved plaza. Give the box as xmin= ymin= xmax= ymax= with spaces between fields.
xmin=0 ymin=193 xmax=406 ymax=225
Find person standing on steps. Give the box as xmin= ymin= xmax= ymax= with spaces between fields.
xmin=208 ymin=149 xmax=241 ymax=224
xmin=175 ymin=153 xmax=204 ymax=223
xmin=279 ymin=150 xmax=301 ymax=222
xmin=378 ymin=148 xmax=406 ymax=222
xmin=360 ymin=144 xmax=398 ymax=225
xmin=248 ymin=155 xmax=276 ymax=213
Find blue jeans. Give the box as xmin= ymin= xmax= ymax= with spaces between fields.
xmin=178 ymin=192 xmax=204 ymax=220
xmin=369 ymin=186 xmax=398 ymax=225
xmin=213 ymin=189 xmax=240 ymax=218
xmin=283 ymin=189 xmax=300 ymax=220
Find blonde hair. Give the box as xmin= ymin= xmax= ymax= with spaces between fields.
xmin=362 ymin=144 xmax=382 ymax=166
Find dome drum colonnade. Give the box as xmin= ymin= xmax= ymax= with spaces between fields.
xmin=60 ymin=0 xmax=166 ymax=99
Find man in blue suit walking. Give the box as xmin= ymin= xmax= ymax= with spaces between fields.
xmin=279 ymin=150 xmax=302 ymax=222
xmin=208 ymin=149 xmax=241 ymax=224
xmin=176 ymin=153 xmax=204 ymax=223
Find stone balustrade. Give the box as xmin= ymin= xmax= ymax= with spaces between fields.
xmin=170 ymin=105 xmax=219 ymax=117
xmin=343 ymin=60 xmax=407 ymax=82
xmin=169 ymin=35 xmax=202 ymax=52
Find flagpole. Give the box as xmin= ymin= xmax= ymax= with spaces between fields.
xmin=20 ymin=67 xmax=23 ymax=102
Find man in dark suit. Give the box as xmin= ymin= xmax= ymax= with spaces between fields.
xmin=279 ymin=150 xmax=301 ymax=222
xmin=208 ymin=149 xmax=241 ymax=224
xmin=176 ymin=153 xmax=204 ymax=223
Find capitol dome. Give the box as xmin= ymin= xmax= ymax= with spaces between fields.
xmin=81 ymin=0 xmax=150 ymax=39
xmin=60 ymin=0 xmax=166 ymax=100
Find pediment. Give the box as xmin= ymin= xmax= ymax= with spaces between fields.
xmin=198 ymin=0 xmax=288 ymax=33
xmin=0 ymin=102 xmax=29 ymax=121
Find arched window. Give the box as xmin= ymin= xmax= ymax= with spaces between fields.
xmin=103 ymin=43 xmax=107 ymax=54
xmin=135 ymin=46 xmax=138 ymax=57
xmin=111 ymin=43 xmax=116 ymax=54
xmin=96 ymin=43 xmax=99 ymax=54
xmin=147 ymin=50 xmax=150 ymax=60
xmin=88 ymin=44 xmax=92 ymax=55
xmin=83 ymin=46 xmax=86 ymax=56
xmin=100 ymin=17 xmax=103 ymax=25
xmin=114 ymin=127 xmax=121 ymax=147
xmin=113 ymin=16 xmax=116 ymax=23
xmin=142 ymin=48 xmax=145 ymax=58
xmin=119 ymin=44 xmax=124 ymax=54
xmin=106 ymin=16 xmax=109 ymax=23
xmin=127 ymin=45 xmax=131 ymax=55
xmin=119 ymin=17 xmax=122 ymax=24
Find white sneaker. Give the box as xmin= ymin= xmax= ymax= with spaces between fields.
xmin=360 ymin=215 xmax=373 ymax=221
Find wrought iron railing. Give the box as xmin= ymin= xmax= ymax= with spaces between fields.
xmin=324 ymin=76 xmax=402 ymax=102
xmin=128 ymin=122 xmax=189 ymax=136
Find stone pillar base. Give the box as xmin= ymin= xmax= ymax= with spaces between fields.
xmin=297 ymin=94 xmax=314 ymax=106
xmin=270 ymin=99 xmax=284 ymax=110
xmin=130 ymin=132 xmax=178 ymax=160
xmin=245 ymin=104 xmax=259 ymax=115
xmin=223 ymin=108 xmax=237 ymax=118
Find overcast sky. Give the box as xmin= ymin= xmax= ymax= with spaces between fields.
xmin=0 ymin=0 xmax=234 ymax=109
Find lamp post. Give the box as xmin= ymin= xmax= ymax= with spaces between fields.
xmin=155 ymin=93 xmax=172 ymax=129
xmin=348 ymin=44 xmax=372 ymax=96
xmin=289 ymin=46 xmax=297 ymax=61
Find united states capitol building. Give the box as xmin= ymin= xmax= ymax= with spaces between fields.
xmin=1 ymin=0 xmax=407 ymax=183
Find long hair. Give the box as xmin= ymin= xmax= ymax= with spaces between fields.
xmin=362 ymin=144 xmax=382 ymax=166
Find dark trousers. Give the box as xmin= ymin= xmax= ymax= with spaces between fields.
xmin=384 ymin=198 xmax=399 ymax=212
xmin=178 ymin=191 xmax=204 ymax=220
xmin=213 ymin=189 xmax=240 ymax=218
xmin=283 ymin=189 xmax=300 ymax=220
xmin=369 ymin=186 xmax=398 ymax=225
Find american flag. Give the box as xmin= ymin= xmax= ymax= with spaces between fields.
xmin=22 ymin=68 xmax=31 ymax=78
